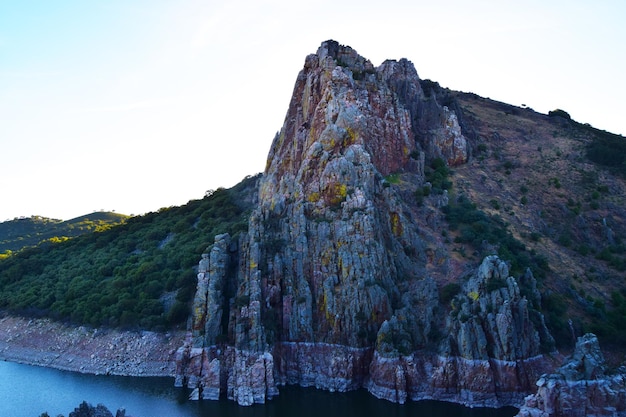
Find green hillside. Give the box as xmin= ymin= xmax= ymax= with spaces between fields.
xmin=0 ymin=211 xmax=129 ymax=255
xmin=0 ymin=175 xmax=259 ymax=330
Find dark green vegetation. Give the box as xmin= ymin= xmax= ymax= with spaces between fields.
xmin=443 ymin=195 xmax=549 ymax=280
xmin=545 ymin=107 xmax=626 ymax=179
xmin=414 ymin=157 xmax=451 ymax=205
xmin=548 ymin=109 xmax=626 ymax=177
xmin=443 ymin=194 xmax=566 ymax=348
xmin=450 ymin=92 xmax=626 ymax=352
xmin=549 ymin=106 xmax=626 ymax=176
xmin=430 ymin=163 xmax=559 ymax=345
xmin=585 ymin=128 xmax=626 ymax=178
xmin=0 ymin=176 xmax=258 ymax=330
xmin=0 ymin=212 xmax=128 ymax=256
xmin=39 ymin=401 xmax=117 ymax=417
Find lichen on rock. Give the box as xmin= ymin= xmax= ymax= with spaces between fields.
xmin=175 ymin=40 xmax=573 ymax=409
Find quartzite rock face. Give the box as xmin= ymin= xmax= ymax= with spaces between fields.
xmin=517 ymin=334 xmax=626 ymax=417
xmin=367 ymin=256 xmax=558 ymax=407
xmin=175 ymin=40 xmax=560 ymax=407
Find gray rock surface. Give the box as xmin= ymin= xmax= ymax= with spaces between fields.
xmin=0 ymin=316 xmax=182 ymax=377
xmin=174 ymin=40 xmax=572 ymax=408
xmin=517 ymin=334 xmax=626 ymax=417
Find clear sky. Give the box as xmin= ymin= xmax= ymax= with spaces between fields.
xmin=1 ymin=0 xmax=624 ymax=221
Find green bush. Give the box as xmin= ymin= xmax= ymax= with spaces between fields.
xmin=0 ymin=175 xmax=258 ymax=330
xmin=586 ymin=129 xmax=626 ymax=177
xmin=443 ymin=195 xmax=550 ymax=278
xmin=440 ymin=283 xmax=461 ymax=304
xmin=425 ymin=158 xmax=452 ymax=194
xmin=548 ymin=109 xmax=571 ymax=120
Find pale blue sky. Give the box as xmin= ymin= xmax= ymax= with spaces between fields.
xmin=1 ymin=0 xmax=624 ymax=221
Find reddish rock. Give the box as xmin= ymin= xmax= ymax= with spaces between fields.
xmin=517 ymin=334 xmax=626 ymax=417
xmin=174 ymin=40 xmax=614 ymax=410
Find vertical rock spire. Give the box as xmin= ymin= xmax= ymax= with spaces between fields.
xmin=176 ymin=40 xmax=555 ymax=409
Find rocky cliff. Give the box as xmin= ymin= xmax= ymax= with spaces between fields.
xmin=174 ymin=40 xmax=603 ymax=409
xmin=517 ymin=334 xmax=626 ymax=417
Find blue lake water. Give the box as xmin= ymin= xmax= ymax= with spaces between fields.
xmin=0 ymin=360 xmax=518 ymax=417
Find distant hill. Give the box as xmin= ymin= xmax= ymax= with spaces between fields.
xmin=0 ymin=211 xmax=129 ymax=254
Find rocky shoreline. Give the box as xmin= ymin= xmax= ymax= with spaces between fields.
xmin=0 ymin=315 xmax=185 ymax=377
xmin=2 ymin=314 xmax=626 ymax=416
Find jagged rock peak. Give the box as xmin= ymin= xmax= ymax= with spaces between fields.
xmin=265 ymin=39 xmax=467 ymax=185
xmin=560 ymin=333 xmax=606 ymax=380
xmin=176 ymin=42 xmax=534 ymax=408
xmin=314 ymin=40 xmax=377 ymax=73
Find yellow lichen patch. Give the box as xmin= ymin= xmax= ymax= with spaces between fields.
xmin=468 ymin=291 xmax=479 ymax=302
xmin=308 ymin=192 xmax=320 ymax=203
xmin=327 ymin=183 xmax=348 ymax=207
xmin=250 ymin=259 xmax=258 ymax=270
xmin=320 ymin=293 xmax=334 ymax=325
xmin=390 ymin=212 xmax=403 ymax=237
xmin=277 ymin=130 xmax=286 ymax=147
xmin=371 ymin=310 xmax=378 ymax=323
xmin=345 ymin=127 xmax=358 ymax=145
xmin=321 ymin=247 xmax=333 ymax=267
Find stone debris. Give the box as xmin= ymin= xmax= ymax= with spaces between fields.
xmin=0 ymin=315 xmax=184 ymax=377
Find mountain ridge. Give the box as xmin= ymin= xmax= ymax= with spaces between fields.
xmin=174 ymin=40 xmax=626 ymax=414
xmin=0 ymin=211 xmax=129 ymax=254
xmin=1 ymin=40 xmax=625 ymax=415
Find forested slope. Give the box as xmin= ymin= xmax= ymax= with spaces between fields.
xmin=0 ymin=212 xmax=129 ymax=254
xmin=0 ymin=175 xmax=259 ymax=330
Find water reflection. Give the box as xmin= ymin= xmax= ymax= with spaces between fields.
xmin=1 ymin=361 xmax=517 ymax=417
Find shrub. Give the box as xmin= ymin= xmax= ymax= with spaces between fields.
xmin=486 ymin=277 xmax=507 ymax=292
xmin=586 ymin=131 xmax=626 ymax=177
xmin=548 ymin=109 xmax=571 ymax=119
xmin=425 ymin=158 xmax=452 ymax=194
xmin=234 ymin=295 xmax=250 ymax=308
xmin=443 ymin=195 xmax=549 ymax=278
xmin=384 ymin=173 xmax=401 ymax=184
xmin=440 ymin=283 xmax=461 ymax=304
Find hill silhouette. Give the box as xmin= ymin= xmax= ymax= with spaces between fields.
xmin=0 ymin=211 xmax=129 ymax=254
